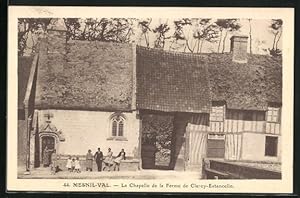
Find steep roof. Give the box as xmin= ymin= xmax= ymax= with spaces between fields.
xmin=206 ymin=53 xmax=282 ymax=110
xmin=136 ymin=46 xmax=211 ymax=113
xmin=136 ymin=47 xmax=282 ymax=112
xmin=18 ymin=56 xmax=34 ymax=109
xmin=35 ymin=40 xmax=134 ymax=111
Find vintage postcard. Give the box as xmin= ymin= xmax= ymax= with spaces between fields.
xmin=7 ymin=6 xmax=294 ymax=193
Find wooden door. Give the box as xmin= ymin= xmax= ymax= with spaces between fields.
xmin=187 ymin=130 xmax=207 ymax=167
xmin=41 ymin=136 xmax=55 ymax=162
xmin=207 ymin=134 xmax=225 ymax=158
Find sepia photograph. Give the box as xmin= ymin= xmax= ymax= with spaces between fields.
xmin=7 ymin=6 xmax=294 ymax=193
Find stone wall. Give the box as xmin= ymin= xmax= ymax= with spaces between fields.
xmin=36 ymin=109 xmax=140 ymax=159
xmin=18 ymin=120 xmax=27 ymax=168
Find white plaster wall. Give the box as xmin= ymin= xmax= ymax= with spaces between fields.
xmin=241 ymin=132 xmax=281 ymax=162
xmin=37 ymin=109 xmax=140 ymax=157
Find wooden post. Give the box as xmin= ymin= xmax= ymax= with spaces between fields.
xmin=137 ymin=110 xmax=143 ymax=170
xmin=25 ymin=114 xmax=32 ymax=174
xmin=184 ymin=124 xmax=190 ymax=171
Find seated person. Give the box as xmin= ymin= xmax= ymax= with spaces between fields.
xmin=113 ymin=149 xmax=126 ymax=171
xmin=103 ymin=148 xmax=114 ymax=171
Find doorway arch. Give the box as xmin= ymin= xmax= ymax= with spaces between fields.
xmin=36 ymin=120 xmax=65 ymax=166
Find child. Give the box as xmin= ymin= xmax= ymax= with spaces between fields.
xmin=66 ymin=156 xmax=72 ymax=172
xmin=74 ymin=157 xmax=81 ymax=173
xmin=71 ymin=158 xmax=76 ymax=172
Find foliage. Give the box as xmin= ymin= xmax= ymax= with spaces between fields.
xmin=137 ymin=18 xmax=152 ymax=47
xmin=269 ymin=48 xmax=282 ymax=57
xmin=18 ymin=18 xmax=51 ymax=56
xmin=153 ymin=23 xmax=171 ymax=49
xmin=141 ymin=114 xmax=174 ymax=160
xmin=18 ymin=18 xmax=135 ymax=56
xmin=170 ymin=18 xmax=192 ymax=50
xmin=215 ymin=19 xmax=241 ymax=53
xmin=171 ymin=18 xmax=220 ymax=53
xmin=63 ymin=18 xmax=81 ymax=41
xmin=191 ymin=19 xmax=220 ymax=53
xmin=269 ymin=19 xmax=283 ymax=57
xmin=18 ymin=18 xmax=281 ymax=56
xmin=65 ymin=18 xmax=135 ymax=43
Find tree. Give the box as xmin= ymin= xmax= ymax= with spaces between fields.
xmin=173 ymin=18 xmax=219 ymax=53
xmin=215 ymin=19 xmax=241 ymax=53
xmin=248 ymin=19 xmax=253 ymax=54
xmin=153 ymin=22 xmax=171 ymax=49
xmin=76 ymin=18 xmax=135 ymax=43
xmin=141 ymin=114 xmax=174 ymax=164
xmin=18 ymin=18 xmax=51 ymax=56
xmin=269 ymin=19 xmax=283 ymax=57
xmin=171 ymin=18 xmax=192 ymax=51
xmin=63 ymin=18 xmax=81 ymax=41
xmin=192 ymin=19 xmax=219 ymax=53
xmin=137 ymin=18 xmax=152 ymax=47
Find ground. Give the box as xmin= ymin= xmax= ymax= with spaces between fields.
xmin=18 ymin=167 xmax=201 ymax=179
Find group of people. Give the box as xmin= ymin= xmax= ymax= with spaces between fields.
xmin=65 ymin=156 xmax=81 ymax=173
xmin=86 ymin=148 xmax=126 ymax=172
xmin=43 ymin=146 xmax=126 ymax=174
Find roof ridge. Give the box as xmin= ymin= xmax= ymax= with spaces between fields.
xmin=136 ymin=45 xmax=214 ymax=58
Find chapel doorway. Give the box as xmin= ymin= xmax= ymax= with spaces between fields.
xmin=41 ymin=136 xmax=55 ymax=165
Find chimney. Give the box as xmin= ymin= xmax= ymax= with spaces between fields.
xmin=230 ymin=35 xmax=248 ymax=63
xmin=46 ymin=19 xmax=67 ymax=73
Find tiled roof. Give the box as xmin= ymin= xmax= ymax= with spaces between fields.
xmin=207 ymin=53 xmax=282 ymax=110
xmin=136 ymin=47 xmax=282 ymax=112
xmin=34 ymin=36 xmax=282 ymax=112
xmin=18 ymin=56 xmax=34 ymax=109
xmin=35 ymin=40 xmax=134 ymax=111
xmin=136 ymin=46 xmax=211 ymax=113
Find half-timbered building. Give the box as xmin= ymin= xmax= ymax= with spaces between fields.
xmin=18 ymin=19 xmax=282 ymax=175
xmin=136 ymin=35 xmax=282 ymax=172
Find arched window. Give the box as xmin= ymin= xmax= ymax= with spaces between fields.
xmin=111 ymin=114 xmax=125 ymax=137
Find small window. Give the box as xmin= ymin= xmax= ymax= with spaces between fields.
xmin=111 ymin=114 xmax=125 ymax=137
xmin=267 ymin=107 xmax=280 ymax=123
xmin=265 ymin=136 xmax=278 ymax=157
xmin=210 ymin=105 xmax=224 ymax=122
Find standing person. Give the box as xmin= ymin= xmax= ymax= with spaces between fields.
xmin=74 ymin=156 xmax=81 ymax=173
xmin=94 ymin=148 xmax=103 ymax=172
xmin=66 ymin=155 xmax=72 ymax=172
xmin=43 ymin=146 xmax=51 ymax=167
xmin=103 ymin=148 xmax=113 ymax=171
xmin=71 ymin=158 xmax=76 ymax=172
xmin=50 ymin=149 xmax=58 ymax=175
xmin=113 ymin=149 xmax=126 ymax=171
xmin=86 ymin=149 xmax=93 ymax=171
